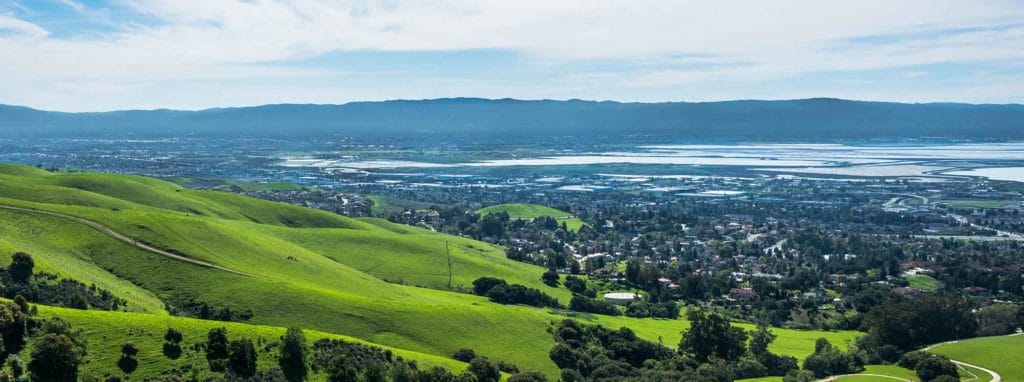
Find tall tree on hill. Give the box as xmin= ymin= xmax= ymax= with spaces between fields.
xmin=9 ymin=252 xmax=34 ymax=283
xmin=279 ymin=327 xmax=308 ymax=382
xmin=679 ymin=309 xmax=748 ymax=362
xmin=228 ymin=338 xmax=257 ymax=378
xmin=206 ymin=327 xmax=230 ymax=370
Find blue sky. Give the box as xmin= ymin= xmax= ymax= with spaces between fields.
xmin=1 ymin=0 xmax=1024 ymax=111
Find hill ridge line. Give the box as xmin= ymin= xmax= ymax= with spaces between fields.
xmin=0 ymin=204 xmax=258 ymax=278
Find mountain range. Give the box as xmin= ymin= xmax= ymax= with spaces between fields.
xmin=2 ymin=98 xmax=1023 ymax=142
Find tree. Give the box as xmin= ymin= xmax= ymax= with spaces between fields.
xmin=9 ymin=252 xmax=34 ymax=283
xmin=678 ymin=309 xmax=748 ymax=362
xmin=467 ymin=357 xmax=501 ymax=382
xmin=864 ymin=294 xmax=977 ymax=351
xmin=206 ymin=327 xmax=229 ymax=371
xmin=164 ymin=328 xmax=183 ymax=345
xmin=975 ymin=304 xmax=1020 ymax=336
xmin=278 ymin=327 xmax=308 ymax=382
xmin=121 ymin=342 xmax=139 ymax=358
xmin=748 ymin=324 xmax=776 ymax=356
xmin=118 ymin=342 xmax=139 ymax=373
xmin=452 ymin=348 xmax=477 ymax=362
xmin=542 ymin=270 xmax=560 ymax=286
xmin=915 ymin=355 xmax=958 ymax=382
xmin=228 ymin=338 xmax=258 ymax=378
xmin=801 ymin=338 xmax=860 ymax=378
xmin=28 ymin=333 xmax=80 ymax=382
xmin=472 ymin=277 xmax=507 ymax=296
xmin=0 ymin=303 xmax=28 ymax=357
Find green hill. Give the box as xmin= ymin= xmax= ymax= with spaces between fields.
xmin=929 ymin=334 xmax=1024 ymax=381
xmin=0 ymin=164 xmax=859 ymax=377
xmin=476 ymin=203 xmax=587 ymax=232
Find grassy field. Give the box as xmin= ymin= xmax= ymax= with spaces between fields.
xmin=943 ymin=200 xmax=1015 ymax=209
xmin=0 ymin=164 xmax=862 ymax=377
xmin=476 ymin=203 xmax=587 ymax=232
xmin=929 ymin=334 xmax=1024 ymax=382
xmin=835 ymin=365 xmax=919 ymax=381
xmin=906 ymin=274 xmax=940 ymax=292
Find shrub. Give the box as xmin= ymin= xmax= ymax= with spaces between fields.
xmin=468 ymin=357 xmax=501 ymax=382
xmin=472 ymin=277 xmax=508 ymax=296
xmin=28 ymin=333 xmax=80 ymax=382
xmin=542 ymin=270 xmax=560 ymax=286
xmin=568 ymin=295 xmax=620 ymax=315
xmin=452 ymin=348 xmax=477 ymax=362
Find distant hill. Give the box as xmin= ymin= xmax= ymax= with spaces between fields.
xmin=477 ymin=203 xmax=587 ymax=232
xmin=1 ymin=98 xmax=1023 ymax=141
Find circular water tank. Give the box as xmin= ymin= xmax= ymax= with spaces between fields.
xmin=603 ymin=292 xmax=640 ymax=305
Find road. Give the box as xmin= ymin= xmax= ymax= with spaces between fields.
xmin=0 ymin=204 xmax=257 ymax=277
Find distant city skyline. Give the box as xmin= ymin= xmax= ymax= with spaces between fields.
xmin=1 ymin=0 xmax=1023 ymax=111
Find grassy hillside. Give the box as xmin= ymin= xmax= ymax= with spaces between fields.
xmin=929 ymin=334 xmax=1024 ymax=381
xmin=476 ymin=203 xmax=586 ymax=232
xmin=30 ymin=303 xmax=466 ymax=380
xmin=906 ymin=274 xmax=940 ymax=292
xmin=367 ymin=195 xmax=440 ymax=215
xmin=0 ymin=164 xmax=860 ymax=377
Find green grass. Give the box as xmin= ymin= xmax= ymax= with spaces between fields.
xmin=29 ymin=303 xmax=466 ymax=380
xmin=929 ymin=334 xmax=1024 ymax=382
xmin=476 ymin=203 xmax=586 ymax=232
xmin=367 ymin=195 xmax=440 ymax=215
xmin=0 ymin=164 xmax=862 ymax=378
xmin=835 ymin=365 xmax=919 ymax=381
xmin=906 ymin=274 xmax=940 ymax=292
xmin=943 ymin=200 xmax=1014 ymax=209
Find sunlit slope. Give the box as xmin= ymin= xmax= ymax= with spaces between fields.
xmin=30 ymin=303 xmax=468 ymax=380
xmin=477 ymin=203 xmax=586 ymax=232
xmin=0 ymin=164 xmax=360 ymax=228
xmin=0 ymin=208 xmax=167 ymax=314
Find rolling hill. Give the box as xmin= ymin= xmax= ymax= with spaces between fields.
xmin=476 ymin=203 xmax=587 ymax=232
xmin=0 ymin=164 xmax=860 ymax=377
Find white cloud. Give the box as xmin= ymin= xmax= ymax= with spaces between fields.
xmin=1 ymin=0 xmax=1023 ymax=110
xmin=0 ymin=14 xmax=48 ymax=39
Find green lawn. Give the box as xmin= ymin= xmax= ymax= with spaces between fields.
xmin=836 ymin=365 xmax=919 ymax=381
xmin=906 ymin=274 xmax=940 ymax=292
xmin=476 ymin=203 xmax=587 ymax=232
xmin=944 ymin=200 xmax=1013 ymax=209
xmin=929 ymin=334 xmax=1024 ymax=382
xmin=0 ymin=164 xmax=863 ymax=378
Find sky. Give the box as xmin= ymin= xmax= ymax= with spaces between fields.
xmin=1 ymin=1 xmax=1024 ymax=111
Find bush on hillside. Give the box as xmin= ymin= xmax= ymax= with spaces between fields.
xmin=568 ymin=295 xmax=620 ymax=316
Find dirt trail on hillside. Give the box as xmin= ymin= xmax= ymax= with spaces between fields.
xmin=0 ymin=204 xmax=257 ymax=277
